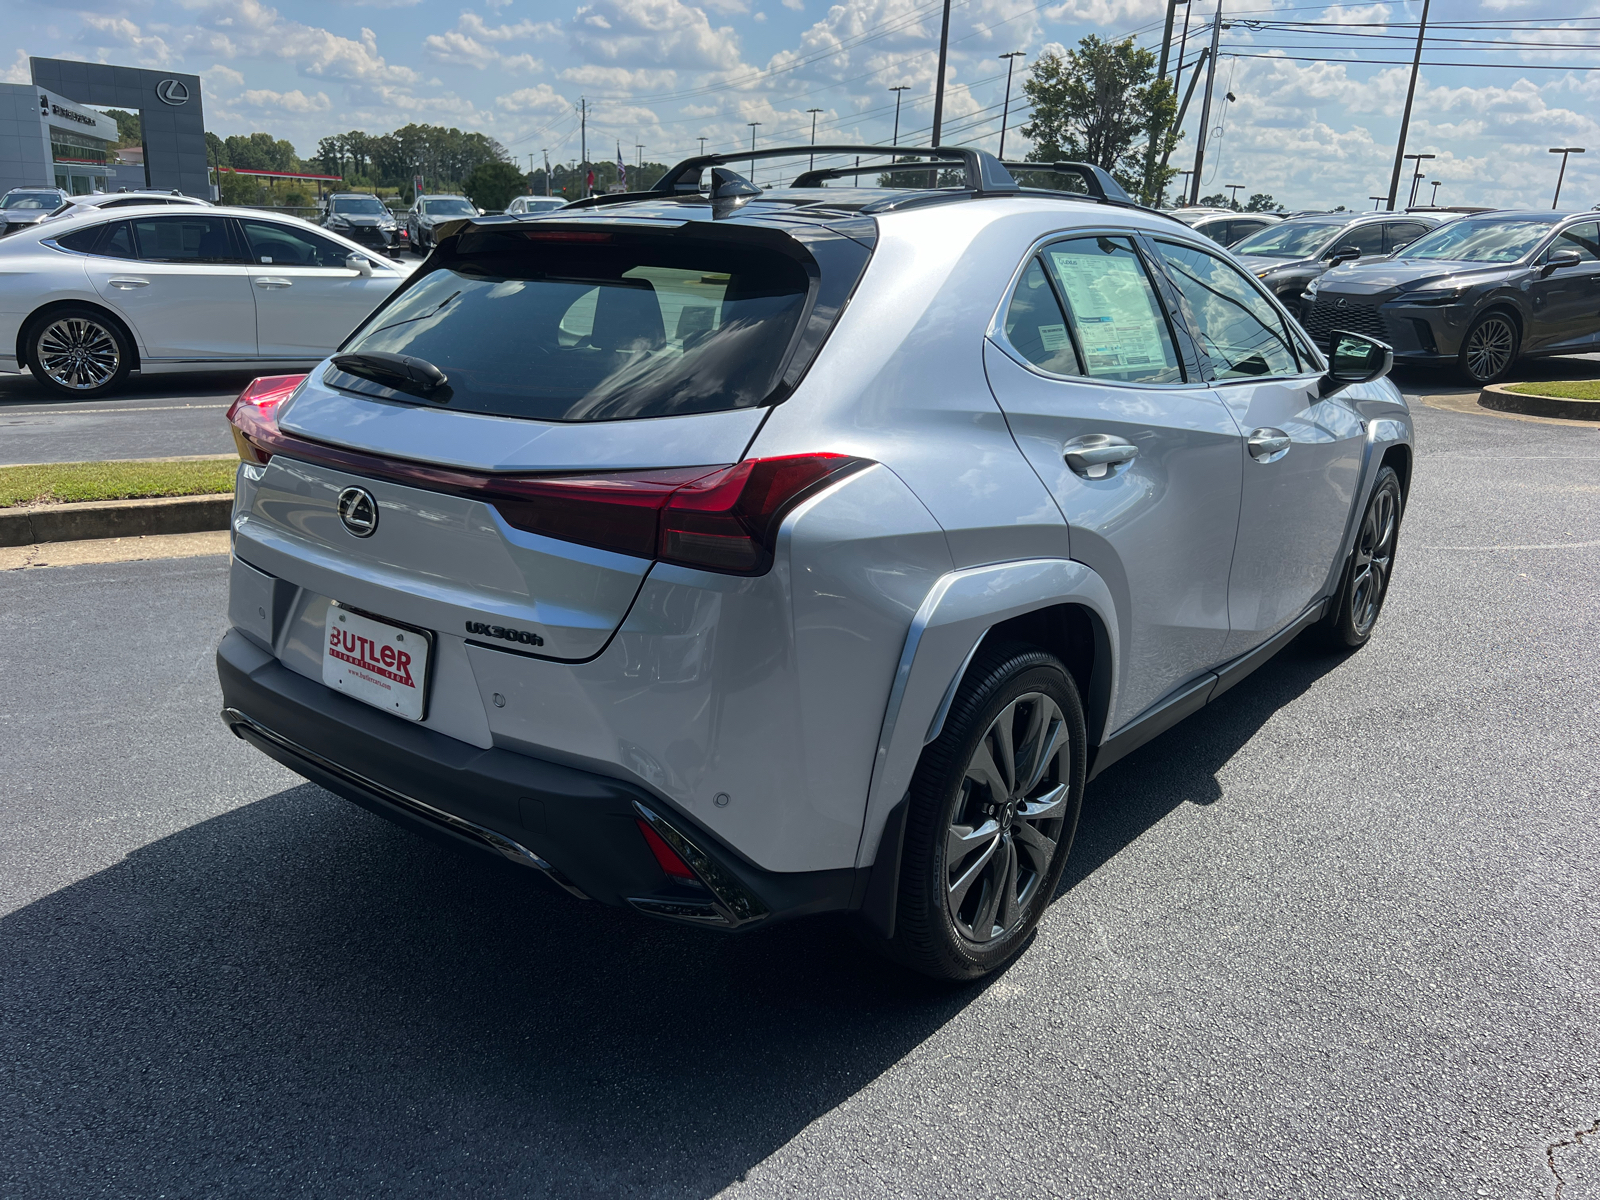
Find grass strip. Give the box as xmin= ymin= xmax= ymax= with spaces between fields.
xmin=1503 ymin=380 xmax=1600 ymax=401
xmin=0 ymin=458 xmax=237 ymax=508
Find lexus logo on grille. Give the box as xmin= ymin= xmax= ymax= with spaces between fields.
xmin=1336 ymin=298 xmax=1348 ymax=308
xmin=156 ymin=79 xmax=190 ymax=105
xmin=337 ymin=487 xmax=378 ymax=537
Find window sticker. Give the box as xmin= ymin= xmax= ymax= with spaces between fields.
xmin=1047 ymin=250 xmax=1170 ymax=372
xmin=1038 ymin=323 xmax=1070 ymax=352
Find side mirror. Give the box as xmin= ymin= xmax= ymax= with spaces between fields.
xmin=346 ymin=254 xmax=373 ymax=277
xmin=1319 ymin=331 xmax=1393 ymax=397
xmin=1326 ymin=245 xmax=1361 ymax=266
xmin=1542 ymin=248 xmax=1582 ymax=276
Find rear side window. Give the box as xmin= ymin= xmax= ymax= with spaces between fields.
xmin=1002 ymin=258 xmax=1080 ymax=375
xmin=1038 ymin=236 xmax=1182 ymax=384
xmin=1154 ymin=240 xmax=1301 ymax=380
xmin=1553 ymin=222 xmax=1600 ymax=261
xmin=339 ymin=235 xmax=814 ymax=421
xmin=1330 ymin=223 xmax=1385 ymax=260
xmin=131 ymin=216 xmax=239 ymax=263
xmin=55 ymin=220 xmax=137 ymax=258
xmin=1384 ymin=222 xmax=1428 ymax=253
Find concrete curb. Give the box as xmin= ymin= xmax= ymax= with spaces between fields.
xmin=0 ymin=494 xmax=233 ymax=548
xmin=1479 ymin=383 xmax=1600 ymax=422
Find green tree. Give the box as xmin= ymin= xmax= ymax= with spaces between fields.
xmin=103 ymin=109 xmax=141 ymax=147
xmin=463 ymin=161 xmax=528 ymax=211
xmin=1245 ymin=193 xmax=1281 ymax=212
xmin=1021 ymin=37 xmax=1176 ymax=204
xmin=205 ymin=132 xmax=228 ymax=169
xmin=1198 ymin=192 xmax=1233 ymax=208
xmin=224 ymin=132 xmax=299 ymax=173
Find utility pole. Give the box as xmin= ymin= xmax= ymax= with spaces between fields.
xmin=1550 ymin=147 xmax=1585 ymax=208
xmin=1225 ymin=182 xmax=1243 ymax=208
xmin=807 ymin=107 xmax=824 ymax=168
xmin=930 ymin=0 xmax=953 ymax=146
xmin=888 ymin=87 xmax=909 ymax=148
xmin=1144 ymin=0 xmax=1184 ymax=203
xmin=747 ymin=122 xmax=761 ymax=182
xmin=997 ymin=54 xmax=1025 ymax=160
xmin=636 ymin=144 xmax=644 ymax=171
xmin=1190 ymin=2 xmax=1223 ymax=206
xmin=1158 ymin=44 xmax=1209 ymax=206
xmin=542 ymin=149 xmax=551 ymax=196
xmin=579 ymin=98 xmax=588 ymax=196
xmin=1384 ymin=0 xmax=1430 ymax=210
xmin=1404 ymin=152 xmax=1434 ymax=207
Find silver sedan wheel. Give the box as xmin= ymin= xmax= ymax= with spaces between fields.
xmin=1349 ymin=478 xmax=1398 ymax=635
xmin=36 ymin=316 xmax=121 ymax=390
xmin=945 ymin=692 xmax=1072 ymax=944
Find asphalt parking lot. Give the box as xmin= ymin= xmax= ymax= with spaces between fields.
xmin=1 ymin=376 xmax=1597 ymax=1197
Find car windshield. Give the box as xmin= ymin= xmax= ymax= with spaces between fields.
xmin=339 ymin=234 xmax=811 ymax=421
xmin=1398 ymin=218 xmax=1557 ymax=262
xmin=422 ymin=198 xmax=476 ymax=216
xmin=3 ymin=193 xmax=59 ymax=210
xmin=333 ymin=198 xmax=386 ymax=215
xmin=1230 ymin=221 xmax=1344 ymax=258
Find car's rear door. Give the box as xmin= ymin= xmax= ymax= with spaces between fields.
xmin=1529 ymin=221 xmax=1600 ymax=351
xmin=239 ymin=218 xmax=400 ymax=358
xmin=1147 ymin=236 xmax=1363 ymax=659
xmin=984 ymin=233 xmax=1243 ymax=722
xmin=81 ymin=214 xmax=257 ymax=359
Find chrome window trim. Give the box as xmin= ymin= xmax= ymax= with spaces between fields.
xmin=986 ymin=224 xmax=1208 ymax=392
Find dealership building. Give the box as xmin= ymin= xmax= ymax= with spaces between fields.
xmin=0 ymin=58 xmax=208 ymax=198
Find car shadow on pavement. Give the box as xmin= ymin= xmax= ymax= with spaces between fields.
xmin=0 ymin=368 xmax=265 ymax=407
xmin=0 ymin=782 xmax=977 ymax=1198
xmin=1061 ymin=635 xmax=1351 ymax=895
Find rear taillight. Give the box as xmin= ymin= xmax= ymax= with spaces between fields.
xmin=227 ymin=374 xmax=307 ymax=463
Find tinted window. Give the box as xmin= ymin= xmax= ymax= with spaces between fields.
xmin=1038 ymin=237 xmax=1182 ymax=384
xmin=1330 ymin=223 xmax=1386 ymax=259
xmin=3 ymin=193 xmax=59 ymax=210
xmin=1231 ymin=221 xmax=1343 ymax=259
xmin=1553 ymin=222 xmax=1600 ymax=262
xmin=1384 ymin=222 xmax=1428 ymax=253
xmin=422 ymin=198 xmax=476 ymax=217
xmin=1401 ymin=218 xmax=1556 ymax=263
xmin=1002 ymin=257 xmax=1081 ymax=375
xmin=54 ymin=225 xmax=104 ymax=253
xmin=1155 ymin=240 xmax=1300 ymax=380
xmin=131 ymin=216 xmax=239 ymax=263
xmin=332 ymin=197 xmax=386 ymax=215
xmin=241 ymin=220 xmax=357 ymax=268
xmin=100 ymin=221 xmax=137 ymax=259
xmin=339 ymin=235 xmax=812 ymax=421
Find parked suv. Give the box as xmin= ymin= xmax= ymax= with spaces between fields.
xmin=505 ymin=196 xmax=569 ymax=216
xmin=217 ymin=147 xmax=1412 ymax=979
xmin=321 ymin=193 xmax=406 ymax=258
xmin=406 ymin=194 xmax=479 ymax=253
xmin=1231 ymin=211 xmax=1446 ymax=313
xmin=1 ymin=187 xmax=70 ymax=237
xmin=1301 ymin=211 xmax=1600 ymax=383
xmin=1169 ymin=207 xmax=1282 ymax=248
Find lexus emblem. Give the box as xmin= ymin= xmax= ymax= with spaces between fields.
xmin=337 ymin=487 xmax=378 ymax=537
xmin=155 ymin=79 xmax=190 ymax=106
xmin=1336 ymin=298 xmax=1348 ymax=308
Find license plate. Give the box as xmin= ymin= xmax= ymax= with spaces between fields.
xmin=322 ymin=603 xmax=431 ymax=721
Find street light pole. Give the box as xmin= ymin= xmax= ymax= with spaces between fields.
xmin=930 ymin=0 xmax=953 ymax=147
xmin=1429 ymin=180 xmax=1441 ymax=205
xmin=1384 ymin=0 xmax=1431 ymax=210
xmin=888 ymin=87 xmax=909 ymax=148
xmin=1550 ymin=147 xmax=1585 ymax=208
xmin=747 ymin=122 xmax=761 ymax=182
xmin=1404 ymin=152 xmax=1434 ymax=207
xmin=1225 ymin=182 xmax=1243 ymax=208
xmin=1369 ymin=195 xmax=1386 ymax=211
xmin=698 ymin=136 xmax=707 ymax=156
xmin=1178 ymin=170 xmax=1193 ymax=200
xmin=806 ymin=108 xmax=824 ymax=168
xmin=997 ymin=53 xmax=1025 ymax=160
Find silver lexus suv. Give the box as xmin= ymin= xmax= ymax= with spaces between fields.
xmin=218 ymin=147 xmax=1412 ymax=980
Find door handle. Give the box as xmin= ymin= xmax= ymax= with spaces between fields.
xmin=107 ymin=277 xmax=148 ymax=289
xmin=1247 ymin=428 xmax=1292 ymax=463
xmin=254 ymin=277 xmax=293 ymax=289
xmin=1063 ymin=434 xmax=1139 ymax=479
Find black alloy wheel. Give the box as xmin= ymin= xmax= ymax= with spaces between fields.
xmin=26 ymin=306 xmax=133 ymax=398
xmin=1458 ymin=311 xmax=1519 ymax=385
xmin=884 ymin=643 xmax=1086 ymax=981
xmin=1320 ymin=464 xmax=1404 ymax=650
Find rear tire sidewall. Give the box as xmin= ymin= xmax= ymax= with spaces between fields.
xmin=1458 ymin=311 xmax=1519 ymax=385
xmin=891 ymin=647 xmax=1087 ymax=981
xmin=1323 ymin=466 xmax=1404 ymax=649
xmin=26 ymin=307 xmax=133 ymax=399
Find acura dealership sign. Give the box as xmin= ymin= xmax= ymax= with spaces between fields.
xmin=156 ymin=78 xmax=190 ymax=105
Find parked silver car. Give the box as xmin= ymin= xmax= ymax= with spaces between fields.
xmin=217 ymin=147 xmax=1412 ymax=980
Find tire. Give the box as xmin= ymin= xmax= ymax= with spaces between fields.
xmin=883 ymin=643 xmax=1087 ymax=981
xmin=1457 ymin=310 xmax=1519 ymax=385
xmin=1319 ymin=465 xmax=1404 ymax=650
xmin=25 ymin=306 xmax=133 ymax=398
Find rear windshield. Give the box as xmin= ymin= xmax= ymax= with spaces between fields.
xmin=1231 ymin=221 xmax=1342 ymax=259
xmin=339 ymin=235 xmax=813 ymax=421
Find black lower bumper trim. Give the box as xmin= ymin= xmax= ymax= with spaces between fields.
xmin=215 ymin=629 xmax=860 ymax=927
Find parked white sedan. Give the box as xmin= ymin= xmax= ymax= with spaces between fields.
xmin=0 ymin=204 xmax=411 ymax=397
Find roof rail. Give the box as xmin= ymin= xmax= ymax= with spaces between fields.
xmin=998 ymin=161 xmax=1132 ymax=205
xmin=652 ymin=145 xmax=1020 ymax=197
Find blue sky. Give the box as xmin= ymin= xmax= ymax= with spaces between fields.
xmin=7 ymin=0 xmax=1600 ymax=209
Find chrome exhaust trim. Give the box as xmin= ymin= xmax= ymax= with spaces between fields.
xmin=628 ymin=801 xmax=769 ymax=929
xmin=220 ymin=706 xmax=589 ymax=900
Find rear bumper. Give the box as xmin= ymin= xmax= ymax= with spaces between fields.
xmin=216 ymin=629 xmax=860 ymax=928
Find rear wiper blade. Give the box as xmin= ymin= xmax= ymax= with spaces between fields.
xmin=328 ymin=351 xmax=450 ymax=401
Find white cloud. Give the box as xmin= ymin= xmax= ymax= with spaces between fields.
xmin=2 ymin=49 xmax=30 ymax=84
xmin=700 ymin=0 xmax=750 ymax=12
xmin=568 ymin=0 xmax=744 ymax=71
xmin=497 ymin=84 xmax=570 ymax=115
xmin=781 ymin=0 xmax=805 ymax=9
xmin=241 ymin=87 xmax=334 ymax=112
xmin=423 ymin=11 xmax=552 ymax=69
xmin=78 ymin=15 xmax=175 ymax=67
xmin=557 ymin=65 xmax=678 ymax=90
